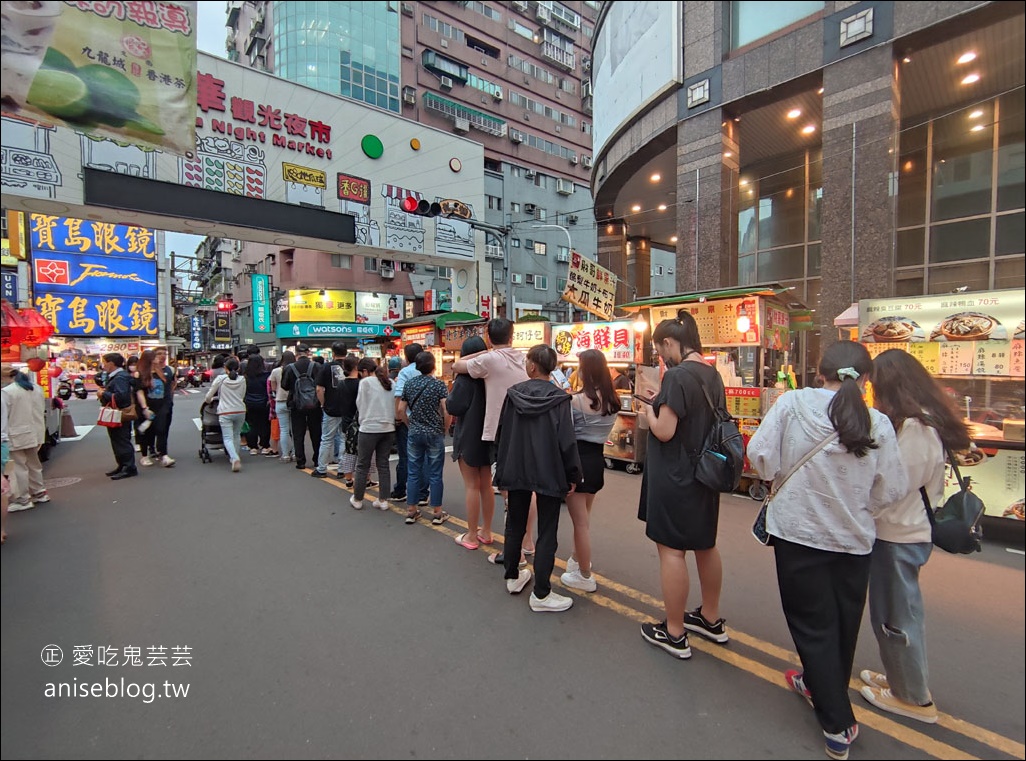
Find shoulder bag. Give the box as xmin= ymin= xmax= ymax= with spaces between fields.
xmin=919 ymin=448 xmax=985 ymax=554
xmin=685 ymin=367 xmax=745 ymax=493
xmin=98 ymin=399 xmax=123 ymax=428
xmin=752 ymin=430 xmax=839 ymax=545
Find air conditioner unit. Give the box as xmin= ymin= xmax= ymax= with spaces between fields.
xmin=400 ymin=2 xmax=414 ymax=16
xmin=453 ymin=117 xmax=470 ymax=133
xmin=567 ymin=214 xmax=578 ymax=225
xmin=581 ymin=156 xmax=593 ymax=169
xmin=510 ymin=129 xmax=524 ymax=144
xmin=524 ymin=203 xmax=537 ymax=214
xmin=582 ymin=58 xmax=591 ymax=72
xmin=556 ymin=178 xmax=574 ymax=195
xmin=511 ymin=273 xmax=524 ymax=285
xmin=524 ymin=169 xmax=535 ymax=179
xmin=512 ymin=0 xmax=528 ymax=12
xmin=536 ymin=5 xmax=551 ymax=22
xmin=380 ymin=266 xmax=396 ymax=279
xmin=439 ymin=76 xmax=453 ymax=90
xmin=231 ymin=252 xmax=241 ymax=262
xmin=402 ymin=87 xmax=416 ymax=105
xmin=493 ymin=89 xmax=503 ymax=101
xmin=569 ymin=155 xmax=578 ymax=166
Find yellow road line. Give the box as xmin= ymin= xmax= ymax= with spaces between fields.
xmin=313 ymin=476 xmax=1024 ymax=759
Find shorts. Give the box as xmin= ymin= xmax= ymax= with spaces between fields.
xmin=576 ymin=440 xmax=606 ymax=495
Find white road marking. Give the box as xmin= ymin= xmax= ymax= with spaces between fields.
xmin=1007 ymin=548 xmax=1025 ymax=556
xmin=60 ymin=425 xmax=97 ymax=442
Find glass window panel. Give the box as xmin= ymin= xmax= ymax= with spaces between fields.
xmin=927 ymin=261 xmax=989 ymax=295
xmin=929 ymin=218 xmax=990 ymax=263
xmin=932 ymin=106 xmax=993 ymax=220
xmin=807 ymin=242 xmax=821 ymax=276
xmin=731 ymin=1 xmax=824 ymax=49
xmin=739 ymin=254 xmax=755 ymax=285
xmin=996 ymin=212 xmax=1024 ymax=257
xmin=757 ymin=245 xmax=804 ymax=282
xmin=896 ymin=227 xmax=925 ymax=267
xmin=757 ymin=158 xmax=806 ymax=249
xmin=737 ymin=189 xmax=757 ymax=253
xmin=994 ymin=257 xmax=1025 ymax=290
xmin=895 ymin=269 xmax=923 ymax=297
xmin=897 ymin=124 xmax=928 ymax=227
xmin=998 ymin=89 xmax=1024 ymax=211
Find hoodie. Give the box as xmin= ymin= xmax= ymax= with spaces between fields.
xmin=494 ymin=379 xmax=582 ymax=498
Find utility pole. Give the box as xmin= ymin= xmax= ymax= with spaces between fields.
xmin=464 ymin=216 xmax=513 ymax=320
xmin=531 ymin=223 xmax=573 ymax=323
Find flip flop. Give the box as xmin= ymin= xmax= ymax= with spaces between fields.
xmin=454 ymin=532 xmax=480 ymax=550
xmin=476 ymin=533 xmax=495 ymax=545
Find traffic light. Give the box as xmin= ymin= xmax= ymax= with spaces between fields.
xmin=402 ymin=196 xmax=442 ymax=217
xmin=216 ymin=299 xmax=236 ymax=311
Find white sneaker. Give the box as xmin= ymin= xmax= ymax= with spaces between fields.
xmin=350 ymin=495 xmax=364 ymax=510
xmin=530 ymin=591 xmax=574 ymax=612
xmin=231 ymin=459 xmax=241 ymax=473
xmin=566 ymin=555 xmax=580 ymax=574
xmin=160 ymin=455 xmax=176 ymax=468
xmin=133 ymin=444 xmax=141 ymax=452
xmin=31 ymin=492 xmax=51 ymax=504
xmin=140 ymin=456 xmax=154 ymax=467
xmin=560 ymin=569 xmax=597 ymax=592
xmin=506 ymin=567 xmax=532 ymax=594
xmin=373 ymin=499 xmax=390 ymax=511
xmin=7 ymin=501 xmax=34 ymax=512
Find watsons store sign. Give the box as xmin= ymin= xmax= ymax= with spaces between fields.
xmin=276 ymin=322 xmax=393 ymax=339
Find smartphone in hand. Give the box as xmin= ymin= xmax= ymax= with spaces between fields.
xmin=632 ymin=393 xmax=654 ymax=405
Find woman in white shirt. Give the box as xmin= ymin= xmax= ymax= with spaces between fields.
xmin=747 ymin=341 xmax=907 ymax=761
xmin=204 ymin=357 xmax=247 ymax=473
xmin=856 ymin=349 xmax=970 ymax=724
xmin=268 ymin=351 xmax=296 ymax=463
xmin=352 ymin=358 xmax=396 ymax=511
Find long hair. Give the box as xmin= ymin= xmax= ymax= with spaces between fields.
xmin=460 ymin=335 xmax=486 ymax=357
xmin=872 ymin=349 xmax=970 ymax=451
xmin=225 ymin=357 xmax=240 ymax=381
xmin=279 ymin=351 xmax=296 ymax=371
xmin=358 ymin=357 xmax=391 ymax=390
xmin=653 ymin=314 xmax=703 ymax=355
xmin=819 ymin=340 xmax=876 ymax=457
xmin=245 ymin=353 xmax=266 ymax=377
xmin=136 ymin=349 xmax=155 ymax=390
xmin=577 ymin=349 xmax=620 ymax=415
xmin=211 ymin=353 xmax=226 ymax=370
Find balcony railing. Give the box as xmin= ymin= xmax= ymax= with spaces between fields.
xmin=540 ymin=41 xmax=575 ymax=71
xmin=423 ymin=92 xmax=508 ymax=137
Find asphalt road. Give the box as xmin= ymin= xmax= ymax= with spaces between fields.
xmin=2 ymin=391 xmax=1023 ymax=760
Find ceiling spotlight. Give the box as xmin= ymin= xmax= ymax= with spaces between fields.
xmin=969 ymin=109 xmax=984 ymax=119
xmin=787 ymin=108 xmax=802 ymax=119
xmin=657 ymin=204 xmax=668 ymax=211
xmin=902 ymin=56 xmax=912 ymax=64
xmin=723 ymin=151 xmax=732 ymax=158
xmin=739 ymin=179 xmax=749 ymax=187
xmin=961 ymin=73 xmax=981 ymax=85
xmin=631 ymin=204 xmax=641 ymax=212
xmin=970 ymin=124 xmax=985 ymax=132
xmin=817 ymin=87 xmax=824 ymax=95
xmin=670 ymin=236 xmax=678 ymax=243
xmin=957 ymin=51 xmax=977 ymax=64
xmin=650 ymin=173 xmax=661 ymax=182
xmin=801 ymin=124 xmax=817 ymax=135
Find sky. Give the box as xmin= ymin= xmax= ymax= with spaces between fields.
xmin=163 ymin=3 xmax=230 ymax=277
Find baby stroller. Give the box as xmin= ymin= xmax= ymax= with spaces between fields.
xmin=198 ymin=398 xmax=226 ymax=463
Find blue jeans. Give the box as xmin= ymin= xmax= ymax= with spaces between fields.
xmin=219 ymin=413 xmax=246 ymax=463
xmin=406 ymin=431 xmax=444 ymax=508
xmin=275 ymin=401 xmax=293 ymax=459
xmin=316 ymin=413 xmax=343 ymax=474
xmin=868 ymin=539 xmax=933 ymax=705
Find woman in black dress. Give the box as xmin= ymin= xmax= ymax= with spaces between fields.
xmin=448 ymin=335 xmax=494 ymax=549
xmin=638 ymin=315 xmax=730 ymax=660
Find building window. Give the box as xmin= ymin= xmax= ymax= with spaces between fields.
xmin=536 ymin=208 xmax=546 ymax=221
xmin=525 ymin=273 xmax=535 ymax=284
xmin=511 ymin=238 xmax=521 ymax=248
xmin=331 ymin=254 xmax=352 ymax=269
xmin=423 ymin=13 xmax=466 ymax=43
xmin=493 ymin=268 xmax=505 ymax=282
xmin=364 ymin=257 xmax=378 ymax=271
xmin=535 ymin=275 xmax=548 ymax=290
xmin=524 ymin=239 xmax=534 ymax=249
xmin=509 ymin=165 xmax=522 ymax=178
xmin=487 ymin=194 xmax=503 ymax=211
xmin=730 ymin=1 xmax=824 ymax=49
xmin=557 ymin=277 xmax=567 ymax=291
xmin=534 ymin=241 xmax=547 ymax=256
xmin=510 ymin=202 xmax=521 ymax=213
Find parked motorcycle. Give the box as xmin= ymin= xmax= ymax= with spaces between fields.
xmin=72 ymin=376 xmax=88 ymax=399
xmin=56 ymin=377 xmax=72 ymax=401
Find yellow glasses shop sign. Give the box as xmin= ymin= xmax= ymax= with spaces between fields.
xmin=287 ymin=290 xmax=356 ymax=323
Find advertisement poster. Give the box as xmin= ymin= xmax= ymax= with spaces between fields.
xmin=859 ymin=289 xmax=1025 ymax=344
xmin=553 ymin=321 xmax=636 ymax=364
xmin=251 ymin=273 xmax=270 ymax=333
xmin=0 ymin=0 xmax=198 ymax=154
xmin=283 ymin=289 xmax=356 ymax=323
xmin=649 ymin=297 xmax=761 ymax=347
xmin=30 ymin=214 xmax=158 ymax=336
xmin=942 ymin=449 xmax=1025 ymax=521
xmin=355 ymin=292 xmax=403 ymax=325
xmin=53 ymin=336 xmax=140 ymax=374
xmin=562 ymin=251 xmax=617 ymax=320
xmin=213 ymin=312 xmax=230 ymax=344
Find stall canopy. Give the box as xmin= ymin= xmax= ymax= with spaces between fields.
xmin=833 ymin=303 xmax=859 ymax=328
xmin=618 ymin=285 xmax=804 ymax=312
xmin=392 ymin=311 xmax=483 ymax=330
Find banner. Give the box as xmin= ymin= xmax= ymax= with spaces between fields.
xmin=190 ymin=314 xmax=202 ymax=350
xmin=53 ymin=336 xmax=140 ymax=374
xmin=213 ymin=312 xmax=231 ymax=343
xmin=355 ymin=292 xmax=403 ymax=324
xmin=0 ymin=0 xmax=197 ymax=154
xmin=276 ymin=322 xmax=393 ymax=339
xmin=423 ymin=289 xmax=451 ymax=312
xmin=562 ymin=252 xmax=617 ymax=320
xmin=251 ymin=273 xmax=270 ymax=333
xmin=553 ymin=321 xmax=637 ymax=364
xmin=284 ymin=289 xmax=355 ymax=323
xmin=1 ymin=271 xmax=16 ymax=301
xmin=859 ymin=289 xmax=1025 ymax=344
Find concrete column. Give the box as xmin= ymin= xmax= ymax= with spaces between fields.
xmin=626 ymin=236 xmax=652 ymax=299
xmin=597 ymin=219 xmax=629 ymax=307
xmin=676 ymin=110 xmax=739 ymax=293
xmin=818 ymin=44 xmax=899 ymax=344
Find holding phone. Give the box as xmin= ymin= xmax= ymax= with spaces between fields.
xmin=632 ymin=393 xmax=654 ymax=405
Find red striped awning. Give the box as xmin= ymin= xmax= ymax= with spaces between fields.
xmin=382 ymin=184 xmax=423 ymax=201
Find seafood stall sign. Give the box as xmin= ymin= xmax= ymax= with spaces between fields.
xmin=859 ymin=290 xmax=1025 ymax=345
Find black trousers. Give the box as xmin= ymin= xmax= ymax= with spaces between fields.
xmin=138 ymin=398 xmax=170 ymax=457
xmin=107 ymin=422 xmax=136 ymax=471
xmin=290 ymin=407 xmax=322 ymax=468
xmin=504 ymin=490 xmax=561 ymax=598
xmin=245 ymin=402 xmax=271 ymax=450
xmin=774 ymin=538 xmax=871 ymax=734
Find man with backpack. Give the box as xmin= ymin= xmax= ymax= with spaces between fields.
xmin=281 ymin=343 xmax=322 ymax=471
xmin=311 ymin=342 xmax=349 ymax=479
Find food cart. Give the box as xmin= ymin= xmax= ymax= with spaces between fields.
xmin=857 ymin=289 xmax=1025 ymax=527
xmin=619 ymin=286 xmax=810 ymax=495
xmin=393 ymin=311 xmax=484 ymax=382
xmin=552 ymin=320 xmax=648 ymax=473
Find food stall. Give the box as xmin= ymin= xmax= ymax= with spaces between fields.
xmin=394 ymin=311 xmax=484 ymax=382
xmin=619 ymin=286 xmax=810 ymax=494
xmin=858 ymin=289 xmax=1025 ymax=526
xmin=440 ymin=317 xmax=488 ymax=381
xmin=552 ymin=320 xmax=647 ymax=473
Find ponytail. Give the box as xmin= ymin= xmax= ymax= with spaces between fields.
xmin=225 ymin=357 xmax=240 ymax=381
xmin=819 ymin=341 xmax=876 ymax=457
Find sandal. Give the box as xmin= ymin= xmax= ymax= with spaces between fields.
xmin=454 ymin=532 xmax=479 ymax=550
xmin=404 ymin=509 xmax=421 ymax=524
xmin=477 ymin=532 xmax=494 ymax=545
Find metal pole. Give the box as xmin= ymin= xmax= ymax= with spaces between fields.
xmin=531 ymin=223 xmax=572 ymax=323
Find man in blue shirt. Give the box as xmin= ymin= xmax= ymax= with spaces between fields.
xmin=391 ymin=343 xmax=428 ymax=505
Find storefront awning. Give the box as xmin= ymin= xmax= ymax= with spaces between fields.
xmin=393 ymin=311 xmax=483 ymax=330
xmin=833 ymin=303 xmax=859 ymax=328
xmin=618 ymin=285 xmax=800 ymax=312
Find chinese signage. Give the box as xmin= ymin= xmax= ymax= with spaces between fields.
xmin=337 ymin=173 xmax=370 ymax=204
xmin=423 ymin=290 xmax=451 ymax=312
xmin=282 ymin=162 xmax=326 ymax=189
xmin=561 ymin=252 xmax=617 ymax=320
xmin=190 ymin=314 xmax=202 ymax=350
xmin=650 ymin=297 xmax=762 ymax=347
xmin=725 ymin=387 xmax=762 ymax=418
xmin=251 ymin=273 xmax=271 ymax=333
xmin=275 ymin=322 xmax=390 ymax=339
xmin=479 ymin=294 xmax=491 ymax=321
xmin=859 ymin=289 xmax=1025 ymax=344
xmin=0 ymin=0 xmax=198 ymax=153
xmin=401 ymin=326 xmax=437 ymax=347
xmin=442 ymin=322 xmax=486 ymax=351
xmin=355 ymin=292 xmax=403 ymax=325
xmin=511 ymin=322 xmax=550 ymax=350
xmin=213 ymin=312 xmax=231 ymax=343
xmin=30 ymin=214 xmax=158 ymax=336
xmin=283 ymin=289 xmax=355 ymax=323
xmin=765 ymin=304 xmax=790 ymax=351
xmin=553 ymin=321 xmax=637 ymax=364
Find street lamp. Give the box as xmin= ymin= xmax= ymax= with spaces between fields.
xmin=531 ymin=223 xmax=573 ymax=323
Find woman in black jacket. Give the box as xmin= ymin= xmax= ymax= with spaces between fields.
xmin=99 ymin=353 xmax=137 ymax=479
xmin=243 ymin=354 xmax=272 ymax=455
xmin=448 ymin=336 xmax=494 ymax=550
xmin=494 ymin=344 xmax=582 ymax=613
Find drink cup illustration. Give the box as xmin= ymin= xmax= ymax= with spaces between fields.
xmin=0 ymin=1 xmax=64 ymax=111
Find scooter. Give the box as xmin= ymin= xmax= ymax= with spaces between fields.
xmin=72 ymin=376 xmax=88 ymax=399
xmin=56 ymin=376 xmax=72 ymax=400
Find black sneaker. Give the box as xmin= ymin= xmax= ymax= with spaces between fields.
xmin=683 ymin=606 xmax=729 ymax=644
xmin=389 ymin=493 xmax=407 ymax=503
xmin=641 ymin=621 xmax=692 ymax=659
xmin=310 ymin=470 xmax=327 ymax=478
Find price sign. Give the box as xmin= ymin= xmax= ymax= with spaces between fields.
xmin=937 ymin=342 xmax=974 ymax=375
xmin=865 ymin=342 xmax=904 ymax=359
xmin=725 ymin=387 xmax=762 ymax=418
xmin=1010 ymin=340 xmax=1025 ymax=377
xmin=907 ymin=342 xmax=940 ymax=374
xmin=974 ymin=343 xmax=1011 ymax=376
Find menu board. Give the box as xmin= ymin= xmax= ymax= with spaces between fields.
xmin=1011 ymin=340 xmax=1025 ymax=377
xmin=864 ymin=342 xmax=898 ymax=359
xmin=725 ymin=387 xmax=762 ymax=418
xmin=649 ymin=298 xmax=761 ymax=347
xmin=937 ymin=342 xmax=975 ymax=375
xmin=765 ymin=304 xmax=790 ymax=350
xmin=859 ymin=289 xmax=1025 ymax=344
xmin=553 ymin=321 xmax=637 ymax=364
xmin=907 ymin=342 xmax=941 ymax=374
xmin=974 ymin=343 xmax=1013 ymax=376
xmin=942 ymin=449 xmax=1025 ymax=520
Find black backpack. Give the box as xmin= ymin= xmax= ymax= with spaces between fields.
xmin=687 ymin=369 xmax=745 ymax=493
xmin=288 ymin=362 xmax=319 ymax=411
xmin=920 ymin=449 xmax=985 ymax=554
